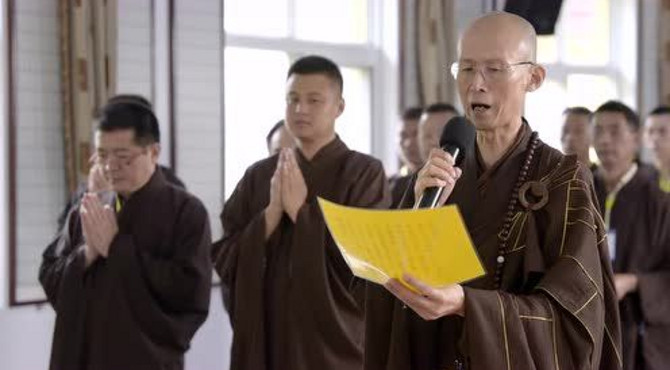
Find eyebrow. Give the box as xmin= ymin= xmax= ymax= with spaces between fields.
xmin=287 ymin=91 xmax=326 ymax=98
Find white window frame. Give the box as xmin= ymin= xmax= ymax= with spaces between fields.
xmin=223 ymin=0 xmax=400 ymax=191
xmin=540 ymin=0 xmax=637 ymax=109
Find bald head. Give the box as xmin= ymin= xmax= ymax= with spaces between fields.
xmin=461 ymin=12 xmax=537 ymax=62
xmin=456 ymin=12 xmax=545 ymax=132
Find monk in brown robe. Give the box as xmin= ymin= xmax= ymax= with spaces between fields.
xmin=644 ymin=105 xmax=670 ymax=192
xmin=389 ymin=107 xmax=423 ymax=207
xmin=212 ymin=55 xmax=390 ymax=370
xmin=365 ymin=12 xmax=621 ymax=370
xmin=40 ymin=100 xmax=212 ymax=370
xmin=561 ymin=106 xmax=595 ymax=171
xmin=592 ymin=101 xmax=670 ymax=370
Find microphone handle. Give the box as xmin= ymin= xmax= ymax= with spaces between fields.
xmin=414 ymin=146 xmax=460 ymax=209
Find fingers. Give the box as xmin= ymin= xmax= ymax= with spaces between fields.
xmin=102 ymin=205 xmax=117 ymax=226
xmin=403 ymin=273 xmax=433 ymax=298
xmin=428 ymin=148 xmax=456 ymax=167
xmin=83 ymin=194 xmax=105 ymax=225
xmin=420 ymin=151 xmax=459 ymax=180
xmin=80 ymin=204 xmax=101 ymax=249
xmin=384 ymin=278 xmax=434 ymax=318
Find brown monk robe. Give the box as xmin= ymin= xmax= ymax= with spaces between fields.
xmin=366 ymin=123 xmax=621 ymax=369
xmin=365 ymin=12 xmax=621 ymax=370
xmin=593 ymin=165 xmax=670 ymax=370
xmin=40 ymin=100 xmax=212 ymax=370
xmin=213 ymin=55 xmax=390 ymax=370
xmin=214 ymin=137 xmax=389 ymax=369
xmin=388 ymin=173 xmax=414 ymax=208
xmin=591 ymin=101 xmax=670 ymax=370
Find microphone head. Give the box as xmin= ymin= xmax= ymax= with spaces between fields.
xmin=439 ymin=116 xmax=476 ymax=167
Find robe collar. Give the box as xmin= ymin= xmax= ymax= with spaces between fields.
xmin=115 ymin=166 xmax=166 ymax=216
xmin=472 ymin=119 xmax=532 ymax=190
xmin=295 ymin=135 xmax=349 ymax=170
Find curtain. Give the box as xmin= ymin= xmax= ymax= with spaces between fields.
xmin=661 ymin=0 xmax=670 ymax=105
xmin=59 ymin=0 xmax=117 ymax=193
xmin=399 ymin=0 xmax=457 ymax=111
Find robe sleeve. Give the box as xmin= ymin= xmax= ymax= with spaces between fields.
xmin=212 ymin=166 xmax=273 ymax=328
xmin=291 ymin=158 xmax=391 ymax=307
xmin=105 ymin=196 xmax=212 ymax=347
xmin=636 ymin=190 xmax=670 ymax=325
xmin=39 ymin=207 xmax=88 ymax=311
xmin=461 ymin=163 xmax=622 ymax=370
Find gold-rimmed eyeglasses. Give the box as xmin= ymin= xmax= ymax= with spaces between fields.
xmin=450 ymin=61 xmax=535 ymax=82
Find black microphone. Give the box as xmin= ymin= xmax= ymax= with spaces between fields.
xmin=415 ymin=116 xmax=476 ymax=208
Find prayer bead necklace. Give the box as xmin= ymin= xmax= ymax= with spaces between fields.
xmin=492 ymin=131 xmax=540 ymax=289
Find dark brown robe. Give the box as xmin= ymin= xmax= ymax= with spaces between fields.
xmin=365 ymin=122 xmax=622 ymax=370
xmin=212 ymin=137 xmax=390 ymax=370
xmin=40 ymin=169 xmax=212 ymax=370
xmin=388 ymin=173 xmax=414 ymax=208
xmin=593 ymin=165 xmax=670 ymax=370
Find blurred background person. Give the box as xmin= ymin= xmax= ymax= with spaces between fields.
xmin=417 ymin=103 xmax=460 ymax=163
xmin=266 ymin=119 xmax=296 ymax=156
xmin=389 ymin=106 xmax=423 ymax=207
xmin=561 ymin=106 xmax=595 ymax=170
xmin=592 ymin=100 xmax=670 ymax=370
xmin=644 ymin=106 xmax=670 ymax=192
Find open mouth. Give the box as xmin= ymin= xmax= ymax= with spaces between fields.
xmin=471 ymin=103 xmax=491 ymax=113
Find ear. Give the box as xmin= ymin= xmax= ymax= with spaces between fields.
xmin=335 ymin=97 xmax=345 ymax=119
xmin=150 ymin=143 xmax=161 ymax=163
xmin=526 ymin=64 xmax=546 ymax=92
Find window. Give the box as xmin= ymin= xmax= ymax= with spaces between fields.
xmin=223 ymin=0 xmax=386 ymax=198
xmin=525 ymin=0 xmax=635 ymax=150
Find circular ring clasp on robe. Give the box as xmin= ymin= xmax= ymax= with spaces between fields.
xmin=518 ymin=181 xmax=549 ymax=211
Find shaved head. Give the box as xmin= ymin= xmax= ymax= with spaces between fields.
xmin=461 ymin=12 xmax=537 ymax=62
xmin=456 ymin=11 xmax=545 ymax=133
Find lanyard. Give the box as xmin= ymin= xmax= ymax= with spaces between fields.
xmin=603 ymin=164 xmax=638 ymax=230
xmin=660 ymin=177 xmax=670 ymax=193
xmin=115 ymin=196 xmax=123 ymax=213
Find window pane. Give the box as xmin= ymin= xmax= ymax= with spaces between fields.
xmin=537 ymin=35 xmax=558 ymax=64
xmin=524 ymin=79 xmax=567 ymax=150
xmin=224 ymin=0 xmax=288 ymax=38
xmin=560 ymin=0 xmax=610 ymax=66
xmin=224 ymin=47 xmax=289 ymax=198
xmin=337 ymin=67 xmax=371 ymax=153
xmin=294 ymin=0 xmax=368 ymax=44
xmin=566 ymin=74 xmax=617 ymax=111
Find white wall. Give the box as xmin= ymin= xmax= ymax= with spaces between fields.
xmin=11 ymin=0 xmax=65 ymax=302
xmin=173 ymin=0 xmax=224 ymax=240
xmin=116 ymin=0 xmax=154 ymax=101
xmin=0 ymin=0 xmax=9 ymax=309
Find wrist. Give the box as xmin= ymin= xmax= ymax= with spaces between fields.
xmin=264 ymin=206 xmax=282 ymax=238
xmin=287 ymin=201 xmax=306 ymax=223
xmin=82 ymin=244 xmax=98 ymax=267
xmin=454 ymin=285 xmax=465 ymax=317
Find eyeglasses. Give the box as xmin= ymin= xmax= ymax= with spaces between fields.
xmin=450 ymin=61 xmax=535 ymax=82
xmin=93 ymin=150 xmax=146 ymax=168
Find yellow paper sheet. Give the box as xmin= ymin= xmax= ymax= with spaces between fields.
xmin=318 ymin=197 xmax=485 ymax=288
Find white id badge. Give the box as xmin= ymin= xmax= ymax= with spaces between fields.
xmin=607 ymin=230 xmax=617 ymax=262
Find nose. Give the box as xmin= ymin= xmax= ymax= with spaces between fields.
xmin=293 ymin=101 xmax=307 ymax=114
xmin=103 ymin=160 xmax=119 ymax=172
xmin=469 ymin=68 xmax=487 ymax=91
